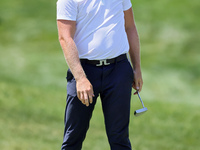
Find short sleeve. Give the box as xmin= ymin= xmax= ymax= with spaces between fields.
xmin=123 ymin=0 xmax=132 ymax=11
xmin=57 ymin=0 xmax=77 ymax=21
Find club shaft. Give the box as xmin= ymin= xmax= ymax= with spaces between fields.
xmin=137 ymin=92 xmax=145 ymax=108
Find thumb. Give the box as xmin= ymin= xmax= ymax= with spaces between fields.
xmin=135 ymin=80 xmax=139 ymax=91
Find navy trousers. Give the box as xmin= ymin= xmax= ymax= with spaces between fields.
xmin=61 ymin=57 xmax=134 ymax=150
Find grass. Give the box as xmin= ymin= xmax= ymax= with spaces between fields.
xmin=0 ymin=0 xmax=200 ymax=149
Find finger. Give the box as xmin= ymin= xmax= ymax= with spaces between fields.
xmin=89 ymin=88 xmax=95 ymax=104
xmin=135 ymin=80 xmax=139 ymax=91
xmin=88 ymin=95 xmax=93 ymax=104
xmin=79 ymin=92 xmax=86 ymax=105
xmin=79 ymin=91 xmax=84 ymax=101
xmin=82 ymin=100 xmax=86 ymax=104
xmin=137 ymin=82 xmax=141 ymax=92
xmin=83 ymin=92 xmax=89 ymax=107
xmin=138 ymin=79 xmax=143 ymax=92
xmin=132 ymin=81 xmax=137 ymax=90
xmin=77 ymin=91 xmax=81 ymax=100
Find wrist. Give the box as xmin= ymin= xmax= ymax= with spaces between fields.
xmin=133 ymin=64 xmax=141 ymax=71
xmin=75 ymin=73 xmax=87 ymax=82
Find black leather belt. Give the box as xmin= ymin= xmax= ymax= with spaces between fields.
xmin=80 ymin=54 xmax=127 ymax=66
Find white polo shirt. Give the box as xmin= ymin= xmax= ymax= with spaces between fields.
xmin=57 ymin=0 xmax=132 ymax=60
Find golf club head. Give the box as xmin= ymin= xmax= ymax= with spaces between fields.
xmin=134 ymin=107 xmax=148 ymax=117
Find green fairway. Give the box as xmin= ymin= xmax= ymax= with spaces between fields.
xmin=0 ymin=0 xmax=199 ymax=149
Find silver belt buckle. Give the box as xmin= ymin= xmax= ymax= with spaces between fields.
xmin=96 ymin=59 xmax=110 ymax=66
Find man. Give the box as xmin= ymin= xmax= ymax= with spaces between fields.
xmin=57 ymin=0 xmax=143 ymax=149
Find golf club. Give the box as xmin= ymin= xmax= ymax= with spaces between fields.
xmin=134 ymin=91 xmax=148 ymax=117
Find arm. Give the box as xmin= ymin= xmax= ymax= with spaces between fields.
xmin=57 ymin=20 xmax=94 ymax=106
xmin=124 ymin=8 xmax=143 ymax=92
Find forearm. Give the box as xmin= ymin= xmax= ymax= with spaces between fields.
xmin=126 ymin=26 xmax=141 ymax=71
xmin=59 ymin=37 xmax=86 ymax=81
xmin=57 ymin=20 xmax=93 ymax=106
xmin=59 ymin=37 xmax=94 ymax=106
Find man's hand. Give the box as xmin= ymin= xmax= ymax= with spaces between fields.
xmin=76 ymin=77 xmax=95 ymax=107
xmin=132 ymin=68 xmax=143 ymax=94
